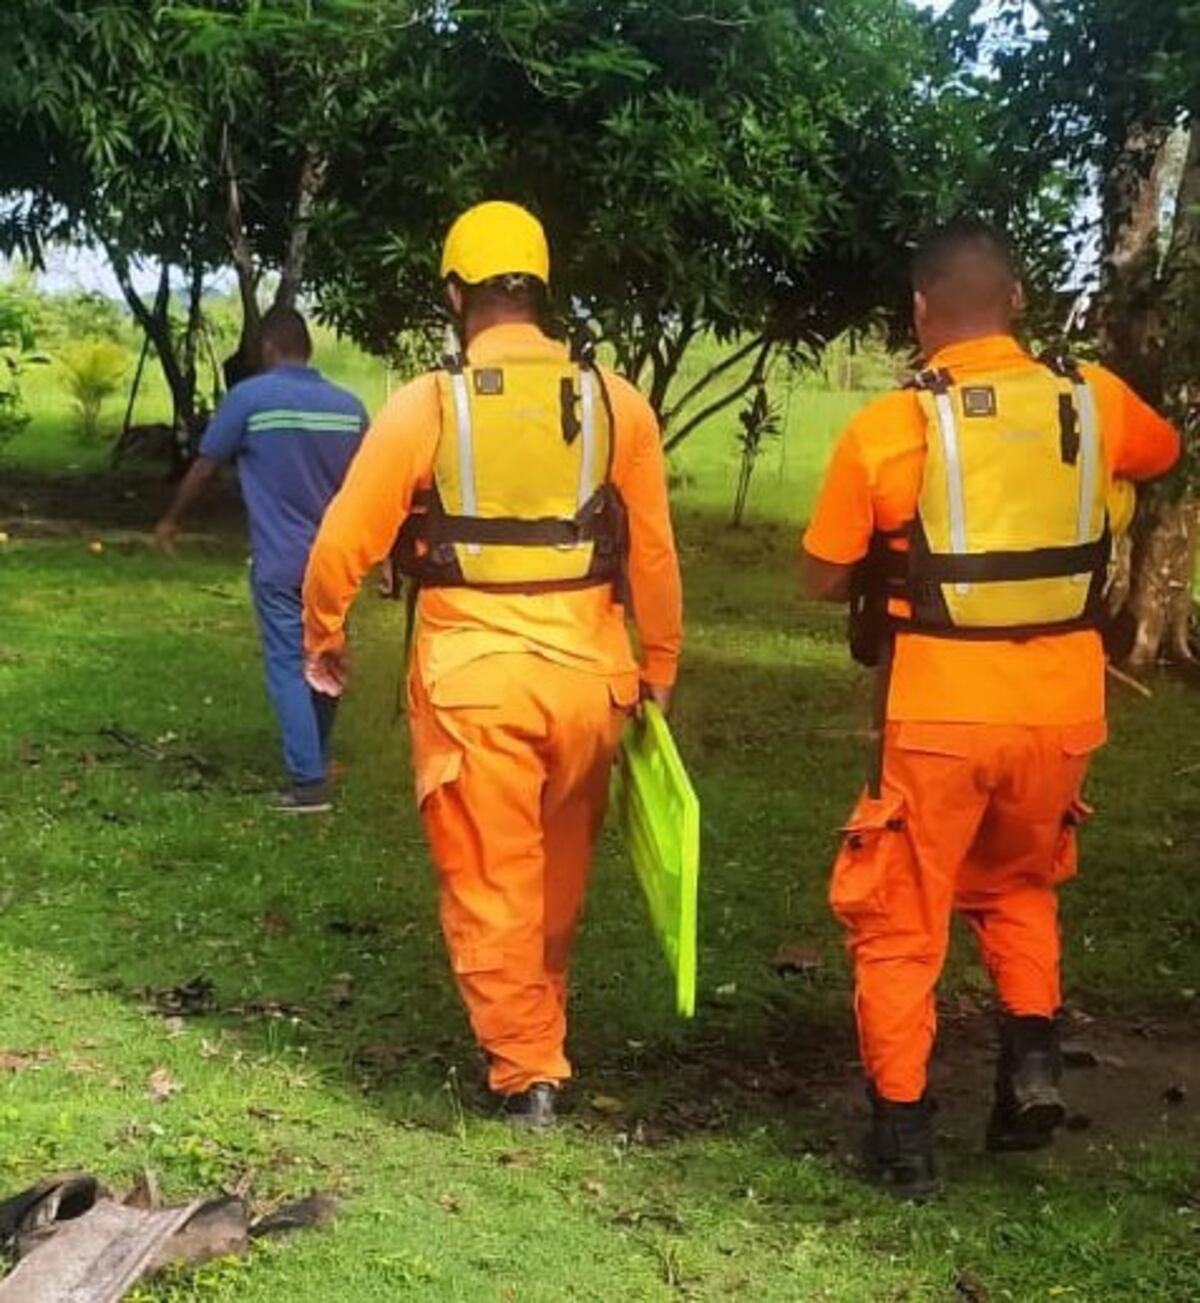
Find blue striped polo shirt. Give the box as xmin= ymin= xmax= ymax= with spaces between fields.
xmin=200 ymin=364 xmax=368 ymax=587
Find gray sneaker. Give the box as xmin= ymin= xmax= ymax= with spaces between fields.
xmin=270 ymin=784 xmax=332 ymax=814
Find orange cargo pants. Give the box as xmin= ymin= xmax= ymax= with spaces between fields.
xmin=830 ymin=719 xmax=1105 ymax=1103
xmin=408 ymin=654 xmax=632 ymax=1094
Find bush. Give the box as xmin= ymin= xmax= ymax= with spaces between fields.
xmin=60 ymin=339 xmax=129 ymax=442
xmin=0 ymin=287 xmax=39 ymax=448
xmin=43 ymin=291 xmax=129 ymax=349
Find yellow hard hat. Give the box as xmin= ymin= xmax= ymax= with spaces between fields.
xmin=440 ymin=201 xmax=550 ymax=286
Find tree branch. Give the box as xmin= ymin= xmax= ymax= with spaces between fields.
xmin=275 ymin=146 xmax=328 ymax=309
xmin=107 ymin=250 xmax=188 ymax=420
xmin=221 ymin=123 xmax=260 ymax=327
xmin=662 ymin=332 xmax=767 ymax=427
xmin=645 ymin=313 xmax=699 ymax=416
xmin=663 ymin=337 xmax=774 ymax=452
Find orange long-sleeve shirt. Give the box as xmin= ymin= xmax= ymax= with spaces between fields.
xmin=804 ymin=335 xmax=1181 ymax=725
xmin=303 ymin=323 xmax=683 ymax=692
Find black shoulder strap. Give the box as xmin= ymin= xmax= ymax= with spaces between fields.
xmin=907 ymin=367 xmax=953 ymax=395
xmin=1041 ymin=352 xmax=1083 ymax=383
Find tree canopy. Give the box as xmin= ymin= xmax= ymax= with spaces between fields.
xmin=2 ymin=0 xmax=1003 ymax=446
xmin=310 ymin=0 xmax=996 ymax=438
xmin=953 ymin=0 xmax=1200 ymax=664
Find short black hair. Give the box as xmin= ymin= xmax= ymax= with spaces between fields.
xmin=260 ymin=304 xmax=312 ymax=361
xmin=912 ymin=217 xmax=1016 ymax=292
xmin=458 ymin=273 xmax=548 ymax=319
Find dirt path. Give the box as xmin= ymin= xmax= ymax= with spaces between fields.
xmin=591 ymin=1005 xmax=1199 ymax=1167
xmin=925 ymin=1008 xmax=1199 ymax=1158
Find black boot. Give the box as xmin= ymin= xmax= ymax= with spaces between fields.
xmin=987 ymin=1014 xmax=1065 ymax=1153
xmin=497 ymin=1082 xmax=558 ymax=1130
xmin=862 ymin=1087 xmax=939 ymax=1202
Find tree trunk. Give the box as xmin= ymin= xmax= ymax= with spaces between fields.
xmin=275 ymin=148 xmax=328 ymax=309
xmin=1095 ymin=123 xmax=1172 ymax=398
xmin=222 ymin=135 xmax=328 ymax=387
xmin=1127 ymin=493 xmax=1199 ymax=668
xmin=1097 ymin=122 xmax=1199 ymax=665
xmin=109 ymin=254 xmax=195 ymax=477
xmin=182 ymin=259 xmax=204 ymax=411
xmin=221 ymin=125 xmax=263 ymax=389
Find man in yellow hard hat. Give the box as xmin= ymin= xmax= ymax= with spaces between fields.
xmin=302 ymin=202 xmax=683 ymax=1127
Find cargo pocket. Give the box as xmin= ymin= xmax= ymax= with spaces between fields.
xmin=1051 ymin=796 xmax=1094 ymax=886
xmin=892 ymin=720 xmax=973 ymax=760
xmin=1051 ymin=720 xmax=1105 ymax=886
xmin=407 ymin=677 xmax=465 ymax=810
xmin=608 ymin=672 xmax=640 ymax=712
xmin=829 ymin=793 xmax=909 ymax=928
xmin=450 ymin=943 xmax=506 ymax=977
xmin=415 ymin=746 xmax=462 ymax=810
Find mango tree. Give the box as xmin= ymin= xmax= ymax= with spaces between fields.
xmin=308 ymin=0 xmax=997 ymax=443
xmin=962 ymin=0 xmax=1200 ymax=667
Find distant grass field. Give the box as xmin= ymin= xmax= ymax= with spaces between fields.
xmin=2 ymin=326 xmax=1199 ymax=1300
xmin=3 ymin=324 xmax=858 ymax=527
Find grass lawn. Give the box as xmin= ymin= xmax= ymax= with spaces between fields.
xmin=1 ymin=349 xmax=1199 ymax=1300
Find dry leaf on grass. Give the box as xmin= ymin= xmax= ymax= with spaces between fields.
xmin=589 ymin=1094 xmax=626 ymax=1115
xmin=497 ymin=1149 xmax=540 ymax=1169
xmin=0 ymin=1048 xmax=52 ymax=1072
xmin=772 ymin=942 xmax=823 ymax=975
xmin=147 ymin=1066 xmax=181 ymax=1100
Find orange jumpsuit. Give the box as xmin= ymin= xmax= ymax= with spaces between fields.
xmin=304 ymin=323 xmax=682 ymax=1094
xmin=805 ymin=335 xmax=1180 ymax=1103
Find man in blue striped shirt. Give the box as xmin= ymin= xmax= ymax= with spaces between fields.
xmin=156 ymin=306 xmax=368 ymax=812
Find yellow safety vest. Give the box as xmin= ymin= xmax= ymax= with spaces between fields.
xmin=395 ymin=353 xmax=624 ymax=592
xmin=902 ymin=359 xmax=1113 ymax=635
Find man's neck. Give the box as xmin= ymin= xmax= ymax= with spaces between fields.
xmin=462 ymin=309 xmax=539 ymax=347
xmin=922 ymin=321 xmax=1014 ymax=360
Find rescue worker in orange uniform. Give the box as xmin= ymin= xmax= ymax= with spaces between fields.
xmin=302 ymin=202 xmax=683 ymax=1128
xmin=803 ymin=218 xmax=1180 ymax=1198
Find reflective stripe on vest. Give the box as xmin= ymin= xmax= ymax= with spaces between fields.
xmin=930 ymin=388 xmax=970 ymax=596
xmin=1073 ymin=378 xmax=1100 ymax=582
xmin=449 ymin=369 xmax=481 ymax=557
xmin=577 ymin=366 xmax=597 ymax=514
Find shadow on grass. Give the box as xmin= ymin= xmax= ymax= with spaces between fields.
xmin=1 ymin=554 xmax=868 ymax=1158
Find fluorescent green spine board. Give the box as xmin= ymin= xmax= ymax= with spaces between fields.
xmin=611 ymin=704 xmax=700 ymax=1018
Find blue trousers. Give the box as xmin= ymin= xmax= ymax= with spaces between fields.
xmin=251 ymin=579 xmax=337 ymax=788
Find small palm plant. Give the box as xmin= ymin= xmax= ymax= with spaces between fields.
xmin=60 ymin=339 xmax=129 ymax=442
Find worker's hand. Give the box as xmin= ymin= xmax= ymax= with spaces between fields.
xmin=154 ymin=517 xmax=180 ymax=556
xmin=305 ymin=646 xmax=350 ymax=698
xmin=639 ymin=681 xmax=673 ymax=717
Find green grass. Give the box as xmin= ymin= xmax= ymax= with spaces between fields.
xmin=2 ymin=324 xmax=394 ymax=476
xmin=1 ymin=339 xmax=1199 ymax=1300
